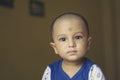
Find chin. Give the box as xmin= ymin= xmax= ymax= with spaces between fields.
xmin=65 ymin=57 xmax=84 ymax=62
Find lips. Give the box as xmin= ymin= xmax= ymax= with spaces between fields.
xmin=67 ymin=50 xmax=77 ymax=54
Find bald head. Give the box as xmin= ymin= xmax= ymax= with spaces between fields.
xmin=50 ymin=12 xmax=89 ymax=41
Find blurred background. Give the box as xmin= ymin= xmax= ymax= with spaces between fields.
xmin=0 ymin=0 xmax=120 ymax=80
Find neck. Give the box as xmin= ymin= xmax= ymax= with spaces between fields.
xmin=62 ymin=58 xmax=84 ymax=67
xmin=62 ymin=58 xmax=85 ymax=66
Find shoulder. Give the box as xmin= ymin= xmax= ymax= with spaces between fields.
xmin=42 ymin=59 xmax=62 ymax=80
xmin=84 ymin=58 xmax=95 ymax=67
xmin=48 ymin=59 xmax=62 ymax=70
xmin=42 ymin=66 xmax=51 ymax=80
xmin=88 ymin=64 xmax=105 ymax=80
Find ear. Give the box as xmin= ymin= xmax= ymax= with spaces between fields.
xmin=50 ymin=42 xmax=58 ymax=54
xmin=87 ymin=37 xmax=92 ymax=50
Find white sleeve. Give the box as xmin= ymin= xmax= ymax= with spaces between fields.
xmin=42 ymin=66 xmax=51 ymax=80
xmin=88 ymin=64 xmax=105 ymax=80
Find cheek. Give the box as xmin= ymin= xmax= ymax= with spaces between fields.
xmin=56 ymin=43 xmax=67 ymax=53
xmin=77 ymin=41 xmax=88 ymax=50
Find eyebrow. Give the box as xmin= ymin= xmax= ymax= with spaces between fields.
xmin=77 ymin=31 xmax=86 ymax=34
xmin=56 ymin=34 xmax=66 ymax=38
xmin=56 ymin=32 xmax=85 ymax=38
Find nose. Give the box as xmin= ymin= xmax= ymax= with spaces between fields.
xmin=68 ymin=39 xmax=76 ymax=47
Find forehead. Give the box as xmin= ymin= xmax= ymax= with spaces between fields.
xmin=53 ymin=18 xmax=87 ymax=37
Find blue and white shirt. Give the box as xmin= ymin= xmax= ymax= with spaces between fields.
xmin=42 ymin=58 xmax=105 ymax=80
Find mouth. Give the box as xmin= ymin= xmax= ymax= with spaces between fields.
xmin=67 ymin=50 xmax=77 ymax=54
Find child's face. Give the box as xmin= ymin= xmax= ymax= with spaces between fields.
xmin=50 ymin=18 xmax=91 ymax=62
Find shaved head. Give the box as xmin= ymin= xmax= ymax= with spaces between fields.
xmin=50 ymin=12 xmax=89 ymax=41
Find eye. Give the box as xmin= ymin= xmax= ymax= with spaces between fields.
xmin=75 ymin=35 xmax=82 ymax=39
xmin=59 ymin=37 xmax=66 ymax=41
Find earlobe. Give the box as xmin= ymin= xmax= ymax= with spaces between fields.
xmin=50 ymin=42 xmax=58 ymax=54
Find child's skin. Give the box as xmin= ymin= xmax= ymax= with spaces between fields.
xmin=50 ymin=15 xmax=91 ymax=78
